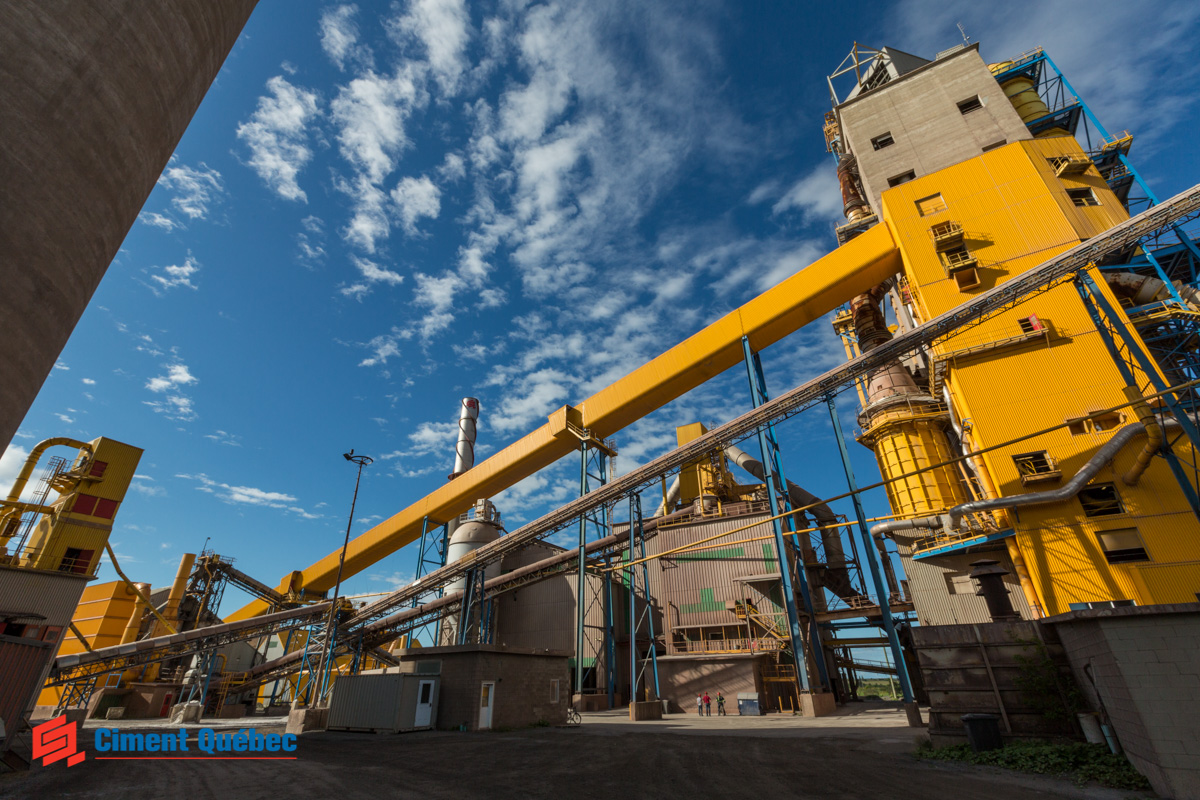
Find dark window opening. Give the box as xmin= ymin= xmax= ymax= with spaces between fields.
xmin=1067 ymin=187 xmax=1099 ymax=207
xmin=88 ymin=460 xmax=108 ymax=478
xmin=58 ymin=547 xmax=94 ymax=575
xmin=1013 ymin=451 xmax=1056 ymax=478
xmin=957 ymin=96 xmax=983 ymax=114
xmin=887 ymin=170 xmax=916 ymax=188
xmin=1080 ymin=483 xmax=1124 ymax=517
xmin=1017 ymin=314 xmax=1045 ymax=334
xmin=1098 ymin=529 xmax=1148 ymax=564
xmin=871 ymin=132 xmax=895 ymax=150
xmin=982 ymin=140 xmax=1006 ymax=152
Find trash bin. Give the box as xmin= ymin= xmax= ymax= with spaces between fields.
xmin=736 ymin=692 xmax=763 ymax=716
xmin=960 ymin=713 xmax=1003 ymax=752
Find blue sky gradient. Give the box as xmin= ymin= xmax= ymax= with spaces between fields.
xmin=6 ymin=0 xmax=1199 ymax=616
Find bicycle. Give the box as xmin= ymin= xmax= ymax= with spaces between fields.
xmin=566 ymin=707 xmax=582 ymax=725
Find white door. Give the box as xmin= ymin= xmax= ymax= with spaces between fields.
xmin=415 ymin=680 xmax=434 ymax=728
xmin=479 ymin=682 xmax=495 ymax=730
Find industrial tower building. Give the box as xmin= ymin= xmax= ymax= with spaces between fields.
xmin=824 ymin=43 xmax=1200 ymax=625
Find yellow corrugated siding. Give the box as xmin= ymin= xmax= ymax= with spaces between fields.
xmin=881 ymin=139 xmax=1200 ymax=614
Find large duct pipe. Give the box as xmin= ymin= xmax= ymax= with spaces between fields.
xmin=948 ymin=417 xmax=1180 ymax=529
xmin=0 ymin=437 xmax=91 ymax=535
xmin=1104 ymin=272 xmax=1200 ymax=310
xmin=837 ymin=153 xmax=871 ymax=224
xmin=152 ymin=553 xmax=197 ymax=638
xmin=655 ymin=476 xmax=681 ymax=516
xmin=724 ymin=444 xmax=858 ymax=602
xmin=119 ymin=582 xmax=153 ymax=644
xmin=1121 ymin=387 xmax=1163 ymax=487
xmin=0 ymin=1 xmax=261 ymax=453
xmin=449 ymin=398 xmax=480 ymax=479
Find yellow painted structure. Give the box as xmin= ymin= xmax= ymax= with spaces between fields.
xmin=18 ymin=437 xmax=143 ymax=576
xmin=37 ymin=581 xmax=139 ymax=706
xmin=878 ymin=137 xmax=1200 ymax=614
xmin=230 ymin=223 xmax=902 ymax=620
xmin=858 ymin=400 xmax=970 ymax=517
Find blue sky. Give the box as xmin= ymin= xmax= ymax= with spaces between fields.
xmin=5 ymin=0 xmax=1200 ymax=617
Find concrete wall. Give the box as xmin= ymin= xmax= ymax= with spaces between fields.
xmin=0 ymin=0 xmax=258 ymax=451
xmin=1045 ymin=604 xmax=1200 ymax=800
xmin=656 ymin=654 xmax=765 ymax=714
xmin=837 ymin=44 xmax=1030 ymax=215
xmin=397 ymin=645 xmax=569 ymax=731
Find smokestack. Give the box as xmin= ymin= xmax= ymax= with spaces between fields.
xmin=449 ymin=398 xmax=480 ymax=480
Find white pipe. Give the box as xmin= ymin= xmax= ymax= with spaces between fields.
xmin=451 ymin=398 xmax=479 ymax=478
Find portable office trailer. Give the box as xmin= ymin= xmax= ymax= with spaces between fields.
xmin=327 ymin=672 xmax=439 ymax=733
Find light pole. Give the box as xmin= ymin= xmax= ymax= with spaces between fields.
xmin=314 ymin=449 xmax=372 ymax=705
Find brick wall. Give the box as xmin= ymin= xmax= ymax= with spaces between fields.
xmin=397 ymin=645 xmax=569 ymax=731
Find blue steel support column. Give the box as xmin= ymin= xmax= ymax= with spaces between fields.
xmin=604 ymin=558 xmax=616 ymax=708
xmin=826 ymin=394 xmax=918 ymax=715
xmin=627 ymin=493 xmax=661 ymax=703
xmin=636 ymin=497 xmax=661 ymax=699
xmin=575 ymin=444 xmax=588 ymax=698
xmin=1075 ymin=272 xmax=1200 ymax=517
xmin=742 ymin=337 xmax=818 ymax=693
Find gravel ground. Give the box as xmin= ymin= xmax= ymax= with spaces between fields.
xmin=1 ymin=706 xmax=1157 ymax=800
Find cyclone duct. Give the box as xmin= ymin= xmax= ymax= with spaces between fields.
xmin=0 ymin=0 xmax=260 ymax=452
xmin=851 ymin=284 xmax=970 ymax=519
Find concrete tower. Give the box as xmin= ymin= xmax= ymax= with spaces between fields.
xmin=0 ymin=0 xmax=260 ymax=452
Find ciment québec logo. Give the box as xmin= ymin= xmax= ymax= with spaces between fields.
xmin=32 ymin=715 xmax=85 ymax=767
xmin=31 ymin=715 xmax=298 ymax=766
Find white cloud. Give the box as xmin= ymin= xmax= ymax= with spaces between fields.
xmin=143 ymin=394 xmax=197 ymax=423
xmin=358 ymin=326 xmax=413 ymax=368
xmin=340 ymin=255 xmax=404 ymax=300
xmin=320 ymin=4 xmax=374 ymax=71
xmin=157 ymin=161 xmax=224 ymax=220
xmin=147 ymin=255 xmax=201 ymax=294
xmin=130 ymin=474 xmax=167 ymax=498
xmin=82 ymin=378 xmax=96 ymax=385
xmin=0 ymin=445 xmax=34 ymax=502
xmin=771 ymin=165 xmax=843 ymax=223
xmin=390 ymin=175 xmax=441 ymax=236
xmin=176 ymin=473 xmax=322 ymax=519
xmin=54 ymin=361 xmax=69 ymax=371
xmin=54 ymin=413 xmax=75 ymax=424
xmin=237 ymin=76 xmax=321 ymax=202
xmin=387 ymin=0 xmax=472 ymax=96
xmin=146 ymin=363 xmax=197 ymax=393
xmin=204 ymin=430 xmax=242 ymax=447
xmin=139 ymin=212 xmax=182 ymax=232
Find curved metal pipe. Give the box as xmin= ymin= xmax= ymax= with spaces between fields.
xmin=1105 ymin=271 xmax=1200 ymax=310
xmin=724 ymin=444 xmax=858 ymax=601
xmin=104 ymin=542 xmax=177 ymax=635
xmin=1122 ymin=388 xmax=1162 ymax=486
xmin=654 ymin=475 xmax=681 ymax=517
xmin=1 ymin=437 xmax=91 ymax=529
xmin=948 ymin=417 xmax=1178 ymax=528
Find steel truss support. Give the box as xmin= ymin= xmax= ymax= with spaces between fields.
xmin=410 ymin=515 xmax=449 ymax=646
xmin=574 ymin=442 xmax=612 ymax=702
xmin=456 ymin=568 xmax=494 ymax=645
xmin=743 ymin=336 xmax=826 ymax=693
xmin=825 ymin=394 xmax=915 ymax=706
xmin=626 ymin=494 xmax=660 ymax=704
xmin=1076 ymin=271 xmax=1200 ymax=518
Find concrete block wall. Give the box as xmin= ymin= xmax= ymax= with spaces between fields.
xmin=837 ymin=44 xmax=1030 ymax=215
xmin=1045 ymin=604 xmax=1200 ymax=800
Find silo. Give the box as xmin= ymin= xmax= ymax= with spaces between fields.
xmin=0 ymin=0 xmax=259 ymax=451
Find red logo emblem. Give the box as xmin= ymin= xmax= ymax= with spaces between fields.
xmin=32 ymin=715 xmax=85 ymax=767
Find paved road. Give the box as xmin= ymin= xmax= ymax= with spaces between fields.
xmin=1 ymin=706 xmax=1155 ymax=799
